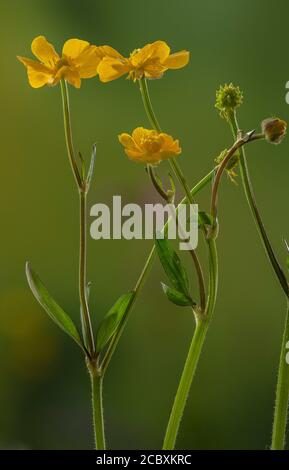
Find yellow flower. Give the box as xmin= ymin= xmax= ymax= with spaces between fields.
xmin=17 ymin=36 xmax=105 ymax=89
xmin=118 ymin=127 xmax=181 ymax=164
xmin=98 ymin=41 xmax=190 ymax=82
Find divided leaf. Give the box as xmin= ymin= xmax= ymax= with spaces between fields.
xmin=26 ymin=263 xmax=84 ymax=351
xmin=96 ymin=292 xmax=134 ymax=352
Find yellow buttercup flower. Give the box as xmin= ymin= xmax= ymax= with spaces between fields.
xmin=119 ymin=127 xmax=181 ymax=164
xmin=17 ymin=36 xmax=105 ymax=89
xmin=98 ymin=41 xmax=190 ymax=83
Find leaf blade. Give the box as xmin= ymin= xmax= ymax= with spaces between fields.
xmin=155 ymin=235 xmax=190 ymax=296
xmin=96 ymin=292 xmax=133 ymax=352
xmin=26 ymin=262 xmax=84 ymax=351
xmin=86 ymin=143 xmax=97 ymax=190
xmin=161 ymin=283 xmax=194 ymax=307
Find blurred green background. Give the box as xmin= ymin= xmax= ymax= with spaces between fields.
xmin=1 ymin=0 xmax=288 ymax=450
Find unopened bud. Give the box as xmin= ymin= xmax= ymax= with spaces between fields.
xmin=261 ymin=118 xmax=287 ymax=144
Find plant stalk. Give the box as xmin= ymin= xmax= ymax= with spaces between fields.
xmin=163 ymin=238 xmax=218 ymax=449
xmin=90 ymin=369 xmax=106 ymax=450
xmin=139 ymin=77 xmax=206 ymax=309
xmin=228 ymin=111 xmax=288 ymax=298
xmin=227 ymin=110 xmax=289 ymax=449
xmin=79 ymin=190 xmax=95 ymax=356
xmin=60 ymin=79 xmax=100 ymax=448
xmin=272 ymin=302 xmax=289 ymax=449
xmin=139 ymin=76 xmax=219 ymax=449
xmin=60 ymin=80 xmax=82 ymax=188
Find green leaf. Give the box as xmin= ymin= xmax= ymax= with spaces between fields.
xmin=26 ymin=262 xmax=84 ymax=351
xmin=96 ymin=292 xmax=134 ymax=352
xmin=284 ymin=239 xmax=289 ymax=271
xmin=78 ymin=151 xmax=86 ymax=181
xmin=80 ymin=281 xmax=92 ymax=349
xmin=155 ymin=235 xmax=190 ymax=296
xmin=198 ymin=211 xmax=213 ymax=229
xmin=161 ymin=283 xmax=194 ymax=307
xmin=86 ymin=143 xmax=96 ymax=190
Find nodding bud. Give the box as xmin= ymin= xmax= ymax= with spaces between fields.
xmin=261 ymin=118 xmax=287 ymax=144
xmin=215 ymin=83 xmax=243 ymax=120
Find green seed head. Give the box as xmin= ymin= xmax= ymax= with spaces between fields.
xmin=215 ymin=83 xmax=243 ymax=120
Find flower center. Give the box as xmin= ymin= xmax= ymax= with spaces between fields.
xmin=141 ymin=134 xmax=162 ymax=153
xmin=129 ymin=48 xmax=141 ymax=59
xmin=55 ymin=58 xmax=70 ymax=72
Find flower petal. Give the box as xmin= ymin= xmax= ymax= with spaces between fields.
xmin=159 ymin=133 xmax=175 ymax=148
xmin=31 ymin=36 xmax=60 ymax=68
xmin=142 ymin=152 xmax=162 ymax=164
xmin=62 ymin=39 xmax=90 ymax=60
xmin=130 ymin=43 xmax=153 ymax=67
xmin=17 ymin=56 xmax=54 ymax=88
xmin=125 ymin=149 xmax=144 ymax=160
xmin=95 ymin=45 xmax=124 ymax=59
xmin=131 ymin=41 xmax=170 ymax=67
xmin=132 ymin=127 xmax=146 ymax=145
xmin=118 ymin=133 xmax=138 ymax=151
xmin=98 ymin=57 xmax=131 ymax=82
xmin=149 ymin=41 xmax=170 ymax=62
xmin=72 ymin=45 xmax=102 ymax=78
xmin=163 ymin=50 xmax=190 ymax=69
xmin=144 ymin=63 xmax=166 ymax=79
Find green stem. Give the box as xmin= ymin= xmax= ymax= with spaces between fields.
xmin=60 ymin=80 xmax=82 ymax=188
xmin=90 ymin=370 xmax=106 ymax=449
xmin=60 ymin=79 xmax=95 ymax=357
xmin=163 ymin=238 xmax=218 ymax=450
xmin=139 ymin=78 xmax=161 ymax=131
xmin=139 ymin=77 xmax=206 ymax=310
xmin=227 ymin=111 xmax=289 ymax=449
xmin=229 ymin=111 xmax=288 ymax=298
xmin=163 ymin=319 xmax=209 ymax=449
xmin=139 ymin=78 xmax=195 ymax=205
xmin=139 ymin=77 xmax=219 ymax=449
xmin=79 ymin=190 xmax=95 ymax=356
xmin=101 ymin=169 xmax=215 ymax=373
xmin=272 ymin=302 xmax=289 ymax=450
xmin=60 ymin=79 xmax=100 ymax=448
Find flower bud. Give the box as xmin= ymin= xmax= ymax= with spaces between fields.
xmin=215 ymin=83 xmax=243 ymax=120
xmin=261 ymin=118 xmax=287 ymax=144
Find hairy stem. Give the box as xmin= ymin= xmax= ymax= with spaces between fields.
xmin=139 ymin=77 xmax=206 ymax=310
xmin=79 ymin=190 xmax=95 ymax=356
xmin=272 ymin=302 xmax=289 ymax=450
xmin=229 ymin=111 xmax=288 ymax=298
xmin=163 ymin=238 xmax=218 ymax=449
xmin=60 ymin=79 xmax=100 ymax=449
xmin=227 ymin=110 xmax=289 ymax=449
xmin=60 ymin=80 xmax=82 ymax=188
xmin=139 ymin=76 xmax=219 ymax=449
xmin=89 ymin=369 xmax=106 ymax=450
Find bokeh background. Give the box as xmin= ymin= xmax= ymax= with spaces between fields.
xmin=1 ymin=0 xmax=288 ymax=450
